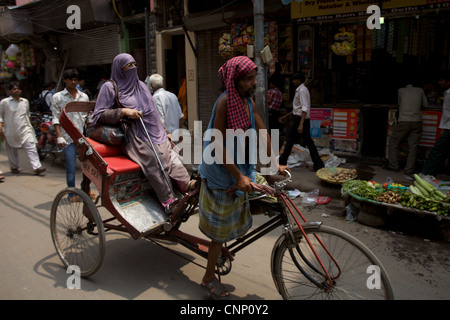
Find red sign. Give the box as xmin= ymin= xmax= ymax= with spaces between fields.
xmin=332 ymin=109 xmax=359 ymax=141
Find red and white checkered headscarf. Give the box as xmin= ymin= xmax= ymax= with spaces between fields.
xmin=218 ymin=56 xmax=257 ymax=130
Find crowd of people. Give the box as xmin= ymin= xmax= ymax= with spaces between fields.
xmin=0 ymin=52 xmax=449 ymax=300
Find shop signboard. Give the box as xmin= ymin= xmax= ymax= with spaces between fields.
xmin=310 ymin=108 xmax=333 ymax=149
xmin=291 ymin=0 xmax=450 ymax=21
xmin=332 ymin=108 xmax=359 ymax=141
xmin=330 ymin=108 xmax=360 ymax=155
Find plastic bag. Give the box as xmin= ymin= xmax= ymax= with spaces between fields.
xmin=302 ymin=189 xmax=319 ymax=204
xmin=345 ymin=203 xmax=358 ymax=221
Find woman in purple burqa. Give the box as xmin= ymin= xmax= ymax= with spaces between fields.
xmin=93 ymin=53 xmax=192 ymax=210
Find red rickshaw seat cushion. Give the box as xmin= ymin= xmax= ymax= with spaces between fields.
xmin=85 ymin=137 xmax=141 ymax=179
xmin=104 ymin=156 xmax=141 ymax=179
xmin=86 ymin=137 xmax=122 ymax=157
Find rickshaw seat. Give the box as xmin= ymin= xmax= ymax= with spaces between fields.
xmin=103 ymin=155 xmax=141 ymax=179
xmin=85 ymin=137 xmax=141 ymax=180
xmin=86 ymin=137 xmax=122 ymax=157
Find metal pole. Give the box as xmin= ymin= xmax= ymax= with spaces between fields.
xmin=139 ymin=117 xmax=176 ymax=197
xmin=145 ymin=7 xmax=150 ymax=76
xmin=254 ymin=0 xmax=267 ymax=129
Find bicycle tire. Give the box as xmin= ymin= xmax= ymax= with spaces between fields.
xmin=271 ymin=225 xmax=394 ymax=300
xmin=50 ymin=187 xmax=105 ymax=278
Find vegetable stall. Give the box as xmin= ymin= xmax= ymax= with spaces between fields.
xmin=341 ymin=174 xmax=450 ymax=227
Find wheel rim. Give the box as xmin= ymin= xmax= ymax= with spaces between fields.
xmin=275 ymin=226 xmax=393 ymax=300
xmin=50 ymin=188 xmax=105 ymax=278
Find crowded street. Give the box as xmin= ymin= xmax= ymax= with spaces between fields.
xmin=1 ymin=0 xmax=450 ymax=305
xmin=1 ymin=148 xmax=449 ymax=300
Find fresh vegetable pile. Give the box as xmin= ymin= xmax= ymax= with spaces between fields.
xmin=400 ymin=174 xmax=449 ymax=215
xmin=342 ymin=174 xmax=450 ymax=216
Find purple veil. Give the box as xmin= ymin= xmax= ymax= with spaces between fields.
xmin=93 ymin=53 xmax=167 ymax=145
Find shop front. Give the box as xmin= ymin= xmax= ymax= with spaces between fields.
xmin=291 ymin=0 xmax=450 ymax=165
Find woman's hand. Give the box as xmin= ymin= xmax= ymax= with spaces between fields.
xmin=121 ymin=108 xmax=142 ymax=119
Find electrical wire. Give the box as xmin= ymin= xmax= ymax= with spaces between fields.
xmin=111 ymin=0 xmax=125 ymax=21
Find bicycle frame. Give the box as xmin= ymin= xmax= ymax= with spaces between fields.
xmin=151 ymin=171 xmax=341 ymax=291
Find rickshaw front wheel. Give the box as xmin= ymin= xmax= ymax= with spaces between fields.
xmin=50 ymin=187 xmax=105 ymax=278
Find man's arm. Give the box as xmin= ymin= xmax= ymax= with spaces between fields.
xmin=298 ymin=87 xmax=309 ymax=134
xmin=51 ymin=95 xmax=66 ymax=146
xmin=421 ymin=90 xmax=428 ymax=108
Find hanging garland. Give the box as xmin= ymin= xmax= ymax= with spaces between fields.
xmin=331 ymin=27 xmax=356 ymax=56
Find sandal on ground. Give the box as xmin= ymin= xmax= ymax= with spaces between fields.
xmin=316 ymin=196 xmax=330 ymax=204
xmin=0 ymin=175 xmax=4 ymax=182
xmin=89 ymin=190 xmax=98 ymax=200
xmin=201 ymin=278 xmax=230 ymax=300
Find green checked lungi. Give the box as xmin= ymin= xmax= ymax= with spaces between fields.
xmin=198 ymin=179 xmax=252 ymax=243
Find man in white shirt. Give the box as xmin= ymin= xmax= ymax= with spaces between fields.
xmin=422 ymin=71 xmax=450 ymax=176
xmin=51 ymin=69 xmax=89 ymax=200
xmin=0 ymin=81 xmax=46 ymax=175
xmin=149 ymin=74 xmax=184 ymax=141
xmin=386 ymin=82 xmax=428 ymax=177
xmin=278 ymin=73 xmax=324 ymax=171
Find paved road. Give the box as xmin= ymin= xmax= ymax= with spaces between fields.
xmin=1 ymin=148 xmax=449 ymax=300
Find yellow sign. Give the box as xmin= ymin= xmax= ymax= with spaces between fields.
xmin=291 ymin=0 xmax=450 ymax=20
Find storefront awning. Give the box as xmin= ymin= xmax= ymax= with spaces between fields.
xmin=0 ymin=0 xmax=115 ymax=37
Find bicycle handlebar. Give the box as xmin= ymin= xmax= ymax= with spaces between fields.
xmin=274 ymin=170 xmax=292 ymax=192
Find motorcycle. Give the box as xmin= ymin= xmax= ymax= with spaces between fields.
xmin=37 ymin=112 xmax=64 ymax=165
xmin=30 ymin=112 xmax=42 ymax=136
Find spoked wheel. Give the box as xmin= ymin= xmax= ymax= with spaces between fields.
xmin=272 ymin=225 xmax=394 ymax=300
xmin=50 ymin=187 xmax=105 ymax=278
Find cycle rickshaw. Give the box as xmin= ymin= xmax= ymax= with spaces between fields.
xmin=50 ymin=101 xmax=394 ymax=300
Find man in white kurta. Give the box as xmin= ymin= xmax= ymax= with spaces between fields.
xmin=0 ymin=82 xmax=45 ymax=175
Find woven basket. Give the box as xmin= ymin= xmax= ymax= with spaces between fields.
xmin=316 ymin=167 xmax=357 ymax=185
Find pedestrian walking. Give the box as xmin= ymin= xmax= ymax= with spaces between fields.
xmin=422 ymin=70 xmax=450 ymax=177
xmin=0 ymin=81 xmax=46 ymax=175
xmin=51 ymin=69 xmax=90 ymax=201
xmin=278 ymin=72 xmax=324 ymax=171
xmin=149 ymin=73 xmax=184 ymax=140
xmin=37 ymin=82 xmax=54 ymax=113
xmin=386 ymin=81 xmax=428 ymax=179
xmin=267 ymin=76 xmax=283 ymax=134
xmin=0 ymin=164 xmax=5 ymax=182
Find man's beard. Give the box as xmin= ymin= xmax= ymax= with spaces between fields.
xmin=245 ymin=87 xmax=256 ymax=98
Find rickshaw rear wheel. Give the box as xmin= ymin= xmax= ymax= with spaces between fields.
xmin=50 ymin=187 xmax=105 ymax=278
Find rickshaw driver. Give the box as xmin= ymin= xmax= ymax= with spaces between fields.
xmin=92 ymin=53 xmax=197 ymax=213
xmin=198 ymin=56 xmax=288 ymax=300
